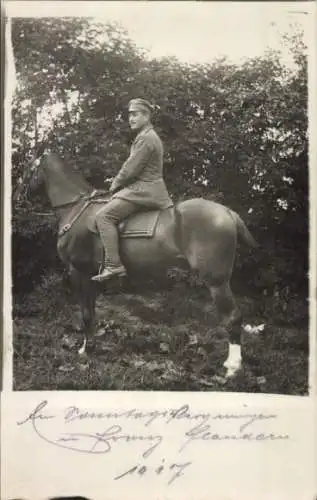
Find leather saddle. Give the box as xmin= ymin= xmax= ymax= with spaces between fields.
xmin=58 ymin=191 xmax=172 ymax=239
xmin=87 ymin=202 xmax=163 ymax=239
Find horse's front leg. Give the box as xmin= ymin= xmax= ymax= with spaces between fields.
xmin=78 ymin=275 xmax=97 ymax=355
xmin=209 ymin=281 xmax=243 ymax=379
xmin=69 ymin=266 xmax=97 ymax=355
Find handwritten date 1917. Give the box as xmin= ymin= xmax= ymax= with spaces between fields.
xmin=114 ymin=459 xmax=192 ymax=486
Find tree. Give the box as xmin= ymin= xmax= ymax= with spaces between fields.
xmin=11 ymin=18 xmax=308 ymax=296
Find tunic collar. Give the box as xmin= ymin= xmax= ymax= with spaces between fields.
xmin=134 ymin=124 xmax=153 ymax=142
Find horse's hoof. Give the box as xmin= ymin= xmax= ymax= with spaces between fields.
xmin=213 ymin=362 xmax=241 ymax=382
xmin=78 ymin=346 xmax=87 ymax=356
xmin=77 ymin=336 xmax=95 ymax=355
xmin=223 ymin=365 xmax=241 ymax=379
xmin=78 ymin=350 xmax=89 ymax=363
xmin=78 ymin=357 xmax=90 ymax=369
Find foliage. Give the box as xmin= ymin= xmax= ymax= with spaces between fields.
xmin=12 ymin=215 xmax=61 ymax=293
xmin=13 ymin=272 xmax=308 ymax=393
xmin=11 ymin=18 xmax=308 ymax=301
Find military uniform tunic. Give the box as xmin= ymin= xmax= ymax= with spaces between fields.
xmin=111 ymin=125 xmax=173 ymax=209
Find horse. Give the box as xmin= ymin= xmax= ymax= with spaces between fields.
xmin=28 ymin=151 xmax=257 ymax=379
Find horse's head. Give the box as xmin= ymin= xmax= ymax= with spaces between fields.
xmin=28 ymin=151 xmax=93 ymax=208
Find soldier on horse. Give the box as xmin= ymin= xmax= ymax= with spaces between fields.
xmin=92 ymin=98 xmax=173 ymax=282
xmin=27 ymin=98 xmax=257 ymax=377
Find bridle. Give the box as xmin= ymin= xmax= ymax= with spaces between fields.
xmin=28 ymin=149 xmax=102 ymax=209
xmin=17 ymin=148 xmax=109 ymax=237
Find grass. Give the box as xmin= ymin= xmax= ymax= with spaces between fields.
xmin=13 ymin=271 xmax=309 ymax=394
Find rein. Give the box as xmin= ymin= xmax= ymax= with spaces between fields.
xmin=54 ymin=193 xmax=91 ymax=209
xmin=58 ymin=190 xmax=109 ymax=237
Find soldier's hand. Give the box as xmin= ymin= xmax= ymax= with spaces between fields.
xmin=109 ymin=182 xmax=119 ymax=194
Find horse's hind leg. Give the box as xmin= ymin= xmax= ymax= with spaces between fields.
xmin=184 ymin=231 xmax=242 ymax=378
xmin=209 ymin=281 xmax=242 ymax=378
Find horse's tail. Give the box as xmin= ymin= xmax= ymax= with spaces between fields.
xmin=230 ymin=210 xmax=258 ymax=248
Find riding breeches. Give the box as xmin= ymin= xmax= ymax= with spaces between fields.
xmin=95 ymin=198 xmax=140 ymax=268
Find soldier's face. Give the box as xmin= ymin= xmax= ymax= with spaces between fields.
xmin=128 ymin=107 xmax=150 ymax=131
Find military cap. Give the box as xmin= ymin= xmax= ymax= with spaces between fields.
xmin=128 ymin=98 xmax=154 ymax=113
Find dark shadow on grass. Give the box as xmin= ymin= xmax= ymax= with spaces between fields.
xmin=12 ymin=269 xmax=309 ymax=394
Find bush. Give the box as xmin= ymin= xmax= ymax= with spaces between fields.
xmin=11 ymin=19 xmax=308 ymax=304
xmin=12 ymin=207 xmax=62 ymax=293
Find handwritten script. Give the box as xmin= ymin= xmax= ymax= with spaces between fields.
xmin=17 ymin=400 xmax=290 ymax=485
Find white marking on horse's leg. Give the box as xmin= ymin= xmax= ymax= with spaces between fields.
xmin=223 ymin=343 xmax=242 ymax=378
xmin=78 ymin=336 xmax=87 ymax=355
